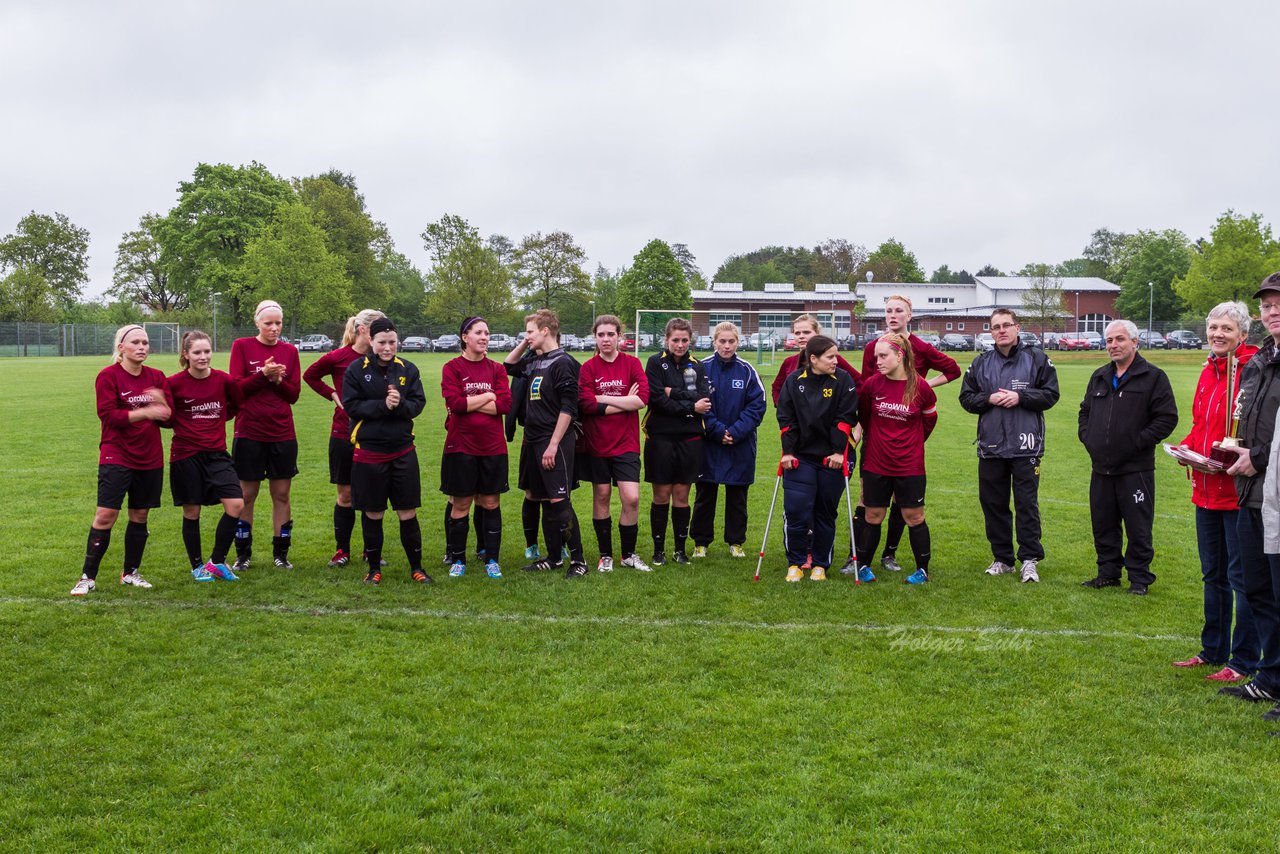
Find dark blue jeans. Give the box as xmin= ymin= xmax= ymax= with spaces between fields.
xmin=1233 ymin=509 xmax=1280 ymax=692
xmin=1195 ymin=507 xmax=1258 ymax=673
xmin=782 ymin=457 xmax=846 ymax=569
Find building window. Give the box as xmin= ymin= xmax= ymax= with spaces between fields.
xmin=983 ymin=323 xmax=990 ymax=331
xmin=708 ymin=312 xmax=742 ymax=329
xmin=1080 ymin=313 xmax=1112 ymax=333
xmin=945 ymin=322 xmax=953 ymax=331
xmin=758 ymin=313 xmax=791 ymax=331
xmin=926 ymin=297 xmax=956 ymax=305
xmin=958 ymin=323 xmax=965 ymax=331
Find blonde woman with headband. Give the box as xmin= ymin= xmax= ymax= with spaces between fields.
xmin=304 ymin=308 xmax=385 ymax=569
xmin=71 ymin=325 xmax=173 ymax=596
xmin=229 ymin=299 xmax=301 ymax=570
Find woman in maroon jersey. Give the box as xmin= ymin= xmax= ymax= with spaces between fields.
xmin=303 ymin=308 xmax=385 ymax=569
xmin=71 ymin=324 xmax=172 ymax=596
xmin=771 ymin=313 xmax=859 ymax=405
xmin=166 ymin=331 xmax=244 ymax=582
xmin=856 ymin=332 xmax=938 ymax=585
xmin=440 ymin=316 xmax=513 ymax=578
xmin=229 ymin=299 xmax=301 ymax=570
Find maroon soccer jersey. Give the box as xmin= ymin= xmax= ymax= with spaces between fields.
xmin=771 ymin=352 xmax=860 ymax=405
xmin=229 ymin=336 xmax=301 ymax=442
xmin=441 ymin=356 xmax=512 ymax=456
xmin=166 ymin=369 xmax=240 ymax=462
xmin=303 ymin=345 xmax=363 ymax=438
xmin=857 ymin=372 xmax=938 ymax=477
xmin=862 ymin=333 xmax=960 ymax=384
xmin=96 ymin=362 xmax=170 ymax=469
xmin=578 ymin=352 xmax=648 ymax=456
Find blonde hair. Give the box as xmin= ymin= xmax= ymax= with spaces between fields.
xmin=254 ymin=299 xmax=283 ymax=320
xmin=525 ymin=309 xmax=560 ymax=337
xmin=792 ymin=313 xmax=822 ymax=334
xmin=342 ymin=308 xmax=386 ymax=347
xmin=112 ymin=324 xmax=147 ymax=364
xmin=179 ymin=330 xmax=212 ymax=368
xmin=713 ymin=321 xmax=741 ymax=341
xmin=885 ymin=294 xmax=913 ymax=311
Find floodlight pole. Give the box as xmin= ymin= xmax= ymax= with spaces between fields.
xmin=1147 ymin=282 xmax=1154 ymax=341
xmin=212 ymin=291 xmax=222 ymax=351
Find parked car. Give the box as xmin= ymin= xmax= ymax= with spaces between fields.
xmin=297 ymin=333 xmax=334 ymax=352
xmin=620 ymin=335 xmax=636 ymax=352
xmin=976 ymin=333 xmax=996 ymax=352
xmin=838 ymin=334 xmax=867 ymax=351
xmin=1057 ymin=333 xmax=1091 ymax=351
xmin=559 ymin=334 xmax=581 ymax=351
xmin=1137 ymin=330 xmax=1167 ymax=349
xmin=1042 ymin=332 xmax=1061 ymax=350
xmin=401 ymin=336 xmax=429 ymax=352
xmin=433 ymin=334 xmax=461 ymax=352
xmin=487 ymin=333 xmax=515 ymax=351
xmin=1018 ymin=331 xmax=1042 ymax=348
xmin=917 ymin=333 xmax=942 ymax=349
xmin=1166 ymin=329 xmax=1203 ymax=349
xmin=747 ymin=332 xmax=779 ymax=349
xmin=783 ymin=335 xmax=800 ymax=351
xmin=940 ymin=333 xmax=973 ymax=351
xmin=695 ymin=335 xmax=713 ymax=351
xmin=1080 ymin=331 xmax=1104 ymax=349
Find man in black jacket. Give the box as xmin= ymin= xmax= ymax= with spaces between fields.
xmin=959 ymin=309 xmax=1060 ymax=584
xmin=1077 ymin=319 xmax=1178 ymax=595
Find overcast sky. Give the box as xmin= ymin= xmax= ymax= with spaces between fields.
xmin=3 ymin=0 xmax=1278 ymax=298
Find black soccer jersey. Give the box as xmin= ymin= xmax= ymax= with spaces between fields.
xmin=508 ymin=347 xmax=580 ymax=443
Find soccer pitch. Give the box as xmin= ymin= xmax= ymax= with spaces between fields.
xmin=3 ymin=348 xmax=1277 ymax=851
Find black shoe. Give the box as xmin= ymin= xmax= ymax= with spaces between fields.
xmin=672 ymin=550 xmax=689 ymax=565
xmin=521 ymin=557 xmax=560 ymax=573
xmin=1128 ymin=583 xmax=1149 ymax=596
xmin=1219 ymin=682 xmax=1278 ymax=702
xmin=839 ymin=555 xmax=859 ymax=576
xmin=652 ymin=552 xmax=667 ymax=566
xmin=1262 ymin=702 xmax=1280 ymax=722
xmin=565 ymin=560 xmax=589 ymax=578
xmin=1080 ymin=576 xmax=1121 ymax=589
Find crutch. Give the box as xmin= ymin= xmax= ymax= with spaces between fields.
xmin=753 ymin=463 xmax=785 ymax=582
xmin=844 ymin=474 xmax=861 ymax=586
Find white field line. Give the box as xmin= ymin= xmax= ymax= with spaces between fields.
xmin=0 ymin=595 xmax=1195 ymax=644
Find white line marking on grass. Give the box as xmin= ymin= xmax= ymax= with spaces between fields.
xmin=0 ymin=595 xmax=1195 ymax=643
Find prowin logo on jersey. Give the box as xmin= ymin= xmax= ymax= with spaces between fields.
xmin=529 ymin=376 xmax=543 ymax=401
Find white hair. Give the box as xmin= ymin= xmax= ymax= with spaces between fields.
xmin=1206 ymin=301 xmax=1251 ymax=334
xmin=1106 ymin=319 xmax=1138 ymax=341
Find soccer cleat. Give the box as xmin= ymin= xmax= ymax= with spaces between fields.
xmin=208 ymin=562 xmax=239 ymax=581
xmin=857 ymin=565 xmax=877 ymax=584
xmin=411 ymin=569 xmax=434 ymax=584
xmin=273 ymin=557 xmax=294 ymax=570
xmin=70 ymin=576 xmax=96 ymax=596
xmin=729 ymin=544 xmax=747 ymax=558
xmin=1173 ymin=655 xmax=1211 ymax=668
xmin=364 ymin=570 xmax=381 ymax=585
xmin=622 ymin=554 xmax=652 ymax=572
xmin=800 ymin=554 xmax=813 ymax=570
xmin=810 ymin=567 xmax=827 ymax=581
xmin=121 ymin=571 xmax=153 ymax=589
xmin=905 ymin=568 xmax=930 ymax=585
xmin=652 ymin=552 xmax=667 ymax=567
xmin=232 ymin=556 xmax=251 ymax=573
xmin=1081 ymin=576 xmax=1120 ymax=590
xmin=692 ymin=546 xmax=707 ymax=559
xmin=597 ymin=556 xmax=614 ymax=573
xmin=984 ymin=561 xmax=1014 ymax=576
xmin=328 ymin=549 xmax=350 ymax=567
xmin=362 ymin=550 xmax=388 ymax=567
xmin=485 ymin=559 xmax=503 ymax=579
xmin=1219 ymin=682 xmax=1277 ymax=702
xmin=521 ymin=557 xmax=558 ymax=573
xmin=1206 ymin=667 xmax=1246 ymax=682
xmin=524 ymin=544 xmax=541 ymax=561
xmin=839 ymin=556 xmax=859 ymax=576
xmin=566 ymin=560 xmax=590 ymax=578
xmin=448 ymin=561 xmax=466 ymax=578
xmin=441 ymin=552 xmax=451 ymax=565
xmin=673 ymin=550 xmax=690 ymax=565
xmin=1128 ymin=583 xmax=1149 ymax=596
xmin=785 ymin=565 xmax=803 ymax=582
xmin=881 ymin=555 xmax=903 ymax=573
xmin=192 ymin=564 xmax=215 ymax=582
xmin=1019 ymin=561 xmax=1040 ymax=583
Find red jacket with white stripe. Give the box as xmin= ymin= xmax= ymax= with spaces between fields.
xmin=1182 ymin=342 xmax=1257 ymax=510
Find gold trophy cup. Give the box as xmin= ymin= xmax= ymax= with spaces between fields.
xmin=1210 ymin=352 xmax=1243 ymax=466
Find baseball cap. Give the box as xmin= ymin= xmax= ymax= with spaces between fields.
xmin=1254 ymin=272 xmax=1280 ymax=300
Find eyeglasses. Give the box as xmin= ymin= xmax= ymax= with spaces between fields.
xmin=990 ymin=323 xmax=1018 ymax=331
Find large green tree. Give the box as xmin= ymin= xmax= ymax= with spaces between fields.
xmin=1082 ymin=227 xmax=1130 ymax=281
xmin=110 ymin=214 xmax=185 ymax=312
xmin=0 ymin=211 xmax=90 ymax=309
xmin=1174 ymin=211 xmax=1280 ymax=317
xmin=232 ymin=202 xmax=352 ymax=333
xmin=379 ymin=249 xmax=428 ymax=327
xmin=592 ymin=264 xmax=622 ymax=318
xmin=422 ymin=234 xmax=514 ymax=330
xmin=617 ymin=239 xmax=690 ymax=330
xmin=0 ymin=267 xmax=59 ymax=321
xmin=294 ymin=171 xmax=390 ymax=311
xmin=1112 ymin=229 xmax=1191 ymax=323
xmin=670 ymin=243 xmax=707 ymax=290
xmin=513 ymin=230 xmax=591 ymax=308
xmin=155 ymin=162 xmax=295 ymax=316
xmin=861 ymin=238 xmax=926 ymax=283
xmin=1019 ymin=263 xmax=1067 ymax=334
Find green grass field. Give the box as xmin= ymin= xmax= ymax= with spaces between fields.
xmin=3 ymin=347 xmax=1278 ymax=851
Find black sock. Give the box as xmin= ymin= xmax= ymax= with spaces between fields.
xmin=884 ymin=504 xmax=905 ymax=554
xmin=361 ymin=515 xmax=384 ymax=569
xmin=859 ymin=521 xmax=882 ymax=570
xmin=334 ymin=504 xmax=355 ymax=553
xmin=671 ymin=505 xmax=691 ymax=554
xmin=182 ymin=517 xmax=203 ymax=569
xmin=122 ymin=520 xmax=148 ymax=573
xmin=279 ymin=519 xmax=293 ymax=558
xmin=853 ymin=505 xmax=867 ymax=565
xmin=235 ymin=519 xmax=252 ymax=559
xmin=82 ymin=526 xmax=112 ymax=580
xmin=650 ymin=503 xmax=669 ymax=553
xmin=446 ymin=513 xmax=469 ymax=562
xmin=522 ymin=497 xmax=540 ymax=548
xmin=400 ymin=517 xmax=423 ymax=571
xmin=593 ymin=516 xmax=613 ymax=557
xmin=211 ymin=513 xmax=237 ymax=565
xmin=564 ymin=505 xmax=584 ymax=562
xmin=473 ymin=504 xmax=485 ymax=555
xmin=908 ymin=521 xmax=931 ymax=574
xmin=620 ymin=523 xmax=638 ymax=558
xmin=481 ymin=506 xmax=502 ymax=561
xmin=542 ymin=504 xmax=564 ymax=565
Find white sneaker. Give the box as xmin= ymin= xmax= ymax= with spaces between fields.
xmin=1020 ymin=560 xmax=1040 ymax=583
xmin=597 ymin=556 xmax=614 ymax=573
xmin=984 ymin=561 xmax=1014 ymax=576
xmin=120 ymin=571 xmax=153 ymax=589
xmin=621 ymin=553 xmax=652 ymax=572
xmin=70 ymin=575 xmax=96 ymax=596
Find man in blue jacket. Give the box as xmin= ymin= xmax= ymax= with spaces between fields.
xmin=691 ymin=323 xmax=767 ymax=557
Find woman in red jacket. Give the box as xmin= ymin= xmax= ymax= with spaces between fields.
xmin=1173 ymin=301 xmax=1259 ymax=682
xmin=303 ymin=308 xmax=385 ymax=568
xmin=71 ymin=325 xmax=172 ymax=595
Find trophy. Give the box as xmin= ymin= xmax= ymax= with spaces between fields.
xmin=1210 ymin=352 xmax=1244 ymax=466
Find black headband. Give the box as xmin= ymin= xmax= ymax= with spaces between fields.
xmin=460 ymin=316 xmax=485 ymax=337
xmin=369 ymin=317 xmax=397 ymax=338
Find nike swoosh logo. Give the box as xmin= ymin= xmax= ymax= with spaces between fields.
xmin=249 ymin=360 xmax=261 ymax=365
xmin=183 ymin=398 xmax=195 ymax=404
xmin=120 ymin=391 xmax=132 ymax=397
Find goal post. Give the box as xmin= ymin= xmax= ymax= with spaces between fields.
xmin=631 ymin=309 xmax=852 ymax=365
xmin=144 ymin=322 xmax=182 ymax=354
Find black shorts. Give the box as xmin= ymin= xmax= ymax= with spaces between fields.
xmin=329 ymin=436 xmax=354 ymax=485
xmin=352 ymin=450 xmax=421 ymax=511
xmin=518 ymin=438 xmax=577 ymax=500
xmin=440 ymin=452 xmax=510 ymax=497
xmin=644 ymin=435 xmax=703 ymax=484
xmin=97 ymin=464 xmax=163 ymax=510
xmin=170 ymin=452 xmax=243 ymax=506
xmin=581 ymin=452 xmax=641 ymax=485
xmin=232 ymin=438 xmax=299 ymax=482
xmin=862 ymin=471 xmax=927 ymax=509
